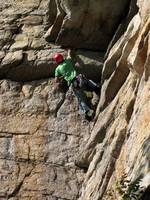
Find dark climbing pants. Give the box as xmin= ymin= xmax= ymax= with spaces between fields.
xmin=71 ymin=74 xmax=100 ymax=113
xmin=73 ymin=87 xmax=90 ymax=113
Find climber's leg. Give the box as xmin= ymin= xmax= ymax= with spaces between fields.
xmin=86 ymin=79 xmax=100 ymax=95
xmin=73 ymin=88 xmax=89 ymax=113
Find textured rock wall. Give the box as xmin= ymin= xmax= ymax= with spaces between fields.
xmin=0 ymin=0 xmax=150 ymax=200
xmin=0 ymin=0 xmax=103 ymax=81
xmin=45 ymin=0 xmax=131 ymax=50
xmin=79 ymin=1 xmax=150 ymax=199
xmin=0 ymin=1 xmax=103 ymax=199
xmin=0 ymin=79 xmax=92 ymax=199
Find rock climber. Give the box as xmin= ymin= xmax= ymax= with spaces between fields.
xmin=53 ymin=49 xmax=100 ymax=119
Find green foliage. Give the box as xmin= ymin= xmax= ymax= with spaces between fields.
xmin=115 ymin=174 xmax=143 ymax=200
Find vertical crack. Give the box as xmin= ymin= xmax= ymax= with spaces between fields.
xmin=45 ymin=0 xmax=66 ymax=42
xmin=7 ymin=166 xmax=34 ymax=199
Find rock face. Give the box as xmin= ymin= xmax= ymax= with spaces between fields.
xmin=0 ymin=0 xmax=150 ymax=200
xmin=78 ymin=1 xmax=150 ymax=199
xmin=0 ymin=79 xmax=91 ymax=199
xmin=45 ymin=0 xmax=132 ymax=50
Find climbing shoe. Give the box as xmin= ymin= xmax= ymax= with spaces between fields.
xmin=84 ymin=90 xmax=93 ymax=99
xmin=85 ymin=109 xmax=94 ymax=118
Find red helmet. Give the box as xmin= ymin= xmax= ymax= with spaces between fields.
xmin=53 ymin=53 xmax=64 ymax=63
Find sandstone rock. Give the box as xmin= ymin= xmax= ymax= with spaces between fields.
xmin=105 ymin=0 xmax=138 ymax=58
xmin=45 ymin=0 xmax=132 ymax=50
xmin=21 ymin=15 xmax=43 ymax=25
xmin=0 ymin=49 xmax=57 ymax=81
xmin=0 ymin=0 xmax=150 ymax=200
xmin=98 ymin=13 xmax=141 ymax=112
xmin=10 ymin=34 xmax=29 ymax=50
xmin=0 ymin=29 xmax=12 ymax=49
xmin=31 ymin=38 xmax=47 ymax=49
xmin=74 ymin=50 xmax=104 ymax=82
xmin=1 ymin=50 xmax=23 ymax=70
xmin=0 ymin=48 xmax=103 ymax=82
xmin=79 ymin=73 xmax=138 ymax=199
xmin=102 ymin=13 xmax=141 ymax=83
xmin=13 ymin=0 xmax=41 ymax=9
xmin=0 ymin=52 xmax=5 ymax=62
xmin=0 ymin=79 xmax=88 ymax=199
xmin=127 ymin=18 xmax=150 ymax=77
xmin=3 ymin=14 xmax=20 ymax=24
xmin=78 ymin=1 xmax=150 ymax=199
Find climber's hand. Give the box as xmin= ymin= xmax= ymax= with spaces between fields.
xmin=55 ymin=76 xmax=64 ymax=83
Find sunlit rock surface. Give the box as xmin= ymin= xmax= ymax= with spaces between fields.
xmin=0 ymin=79 xmax=92 ymax=199
xmin=0 ymin=0 xmax=149 ymax=200
xmin=79 ymin=1 xmax=150 ymax=199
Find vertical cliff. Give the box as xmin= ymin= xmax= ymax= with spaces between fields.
xmin=0 ymin=0 xmax=149 ymax=200
xmin=78 ymin=1 xmax=150 ymax=199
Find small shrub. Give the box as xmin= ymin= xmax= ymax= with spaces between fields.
xmin=115 ymin=174 xmax=145 ymax=200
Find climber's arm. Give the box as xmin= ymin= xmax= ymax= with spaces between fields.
xmin=55 ymin=76 xmax=64 ymax=83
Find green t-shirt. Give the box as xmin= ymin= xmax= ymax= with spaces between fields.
xmin=55 ymin=58 xmax=77 ymax=84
